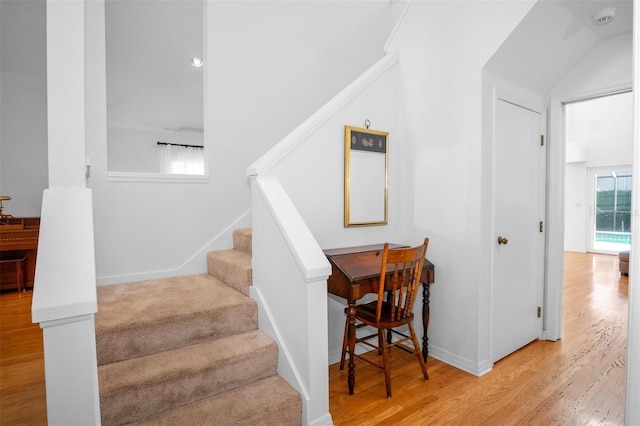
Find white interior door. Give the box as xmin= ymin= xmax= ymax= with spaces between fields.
xmin=492 ymin=98 xmax=544 ymax=362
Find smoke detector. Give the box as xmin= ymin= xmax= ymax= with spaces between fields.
xmin=592 ymin=7 xmax=617 ymax=26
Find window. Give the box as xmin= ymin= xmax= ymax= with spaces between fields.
xmin=591 ymin=168 xmax=631 ymax=252
xmin=159 ymin=144 xmax=205 ymax=175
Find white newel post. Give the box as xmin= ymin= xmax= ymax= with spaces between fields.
xmin=31 ymin=1 xmax=101 ymax=424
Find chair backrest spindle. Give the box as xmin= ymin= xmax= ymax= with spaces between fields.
xmin=375 ymin=239 xmax=429 ymax=324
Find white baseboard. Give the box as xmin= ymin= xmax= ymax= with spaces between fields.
xmin=309 ymin=413 xmax=334 ymax=426
xmin=428 ymin=344 xmax=493 ymax=377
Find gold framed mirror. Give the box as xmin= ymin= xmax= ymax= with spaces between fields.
xmin=344 ymin=125 xmax=388 ymax=227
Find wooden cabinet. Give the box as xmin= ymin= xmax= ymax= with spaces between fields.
xmin=0 ymin=218 xmax=40 ymax=291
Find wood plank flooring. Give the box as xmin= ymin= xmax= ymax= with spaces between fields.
xmin=0 ymin=290 xmax=47 ymax=425
xmin=329 ymin=252 xmax=628 ymax=425
xmin=0 ymin=252 xmax=628 ymax=425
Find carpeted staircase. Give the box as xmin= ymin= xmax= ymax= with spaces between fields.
xmin=95 ymin=228 xmax=302 ymax=425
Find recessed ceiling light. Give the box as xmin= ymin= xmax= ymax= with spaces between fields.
xmin=592 ymin=7 xmax=617 ymax=26
xmin=190 ymin=57 xmax=204 ymax=68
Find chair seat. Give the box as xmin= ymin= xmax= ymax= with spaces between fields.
xmin=355 ymin=301 xmax=414 ymax=328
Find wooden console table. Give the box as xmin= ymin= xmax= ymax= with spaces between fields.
xmin=324 ymin=243 xmax=435 ymax=395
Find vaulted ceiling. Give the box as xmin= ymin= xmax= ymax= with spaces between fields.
xmin=485 ymin=0 xmax=633 ymax=95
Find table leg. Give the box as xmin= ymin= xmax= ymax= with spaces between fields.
xmin=422 ymin=282 xmax=431 ymax=362
xmin=347 ymin=302 xmax=356 ymax=395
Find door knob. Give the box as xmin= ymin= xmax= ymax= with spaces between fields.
xmin=497 ymin=236 xmax=509 ymax=245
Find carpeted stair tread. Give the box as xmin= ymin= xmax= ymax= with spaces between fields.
xmin=99 ymin=330 xmax=278 ymax=426
xmin=128 ymin=375 xmax=301 ymax=426
xmin=233 ymin=227 xmax=252 ymax=256
xmin=97 ymin=227 xmax=301 ymax=424
xmin=96 ymin=274 xmax=257 ymax=365
xmin=206 ymin=249 xmax=252 ymax=296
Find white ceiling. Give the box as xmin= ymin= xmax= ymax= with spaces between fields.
xmin=561 ymin=0 xmax=633 ymax=39
xmin=485 ymin=0 xmax=633 ymax=95
xmin=2 ymin=0 xmax=634 ymax=133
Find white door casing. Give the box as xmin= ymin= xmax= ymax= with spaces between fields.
xmin=491 ymin=97 xmax=545 ymax=363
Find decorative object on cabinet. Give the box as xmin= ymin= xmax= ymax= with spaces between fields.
xmin=0 ymin=196 xmax=13 ymax=223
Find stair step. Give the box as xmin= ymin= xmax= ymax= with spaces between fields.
xmin=97 ymin=227 xmax=300 ymax=424
xmin=99 ymin=330 xmax=279 ymax=426
xmin=207 ymin=249 xmax=252 ymax=296
xmin=96 ymin=274 xmax=257 ymax=365
xmin=233 ymin=227 xmax=252 ymax=256
xmin=128 ymin=375 xmax=301 ymax=426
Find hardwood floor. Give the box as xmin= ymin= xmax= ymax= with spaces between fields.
xmin=0 ymin=252 xmax=628 ymax=425
xmin=329 ymin=252 xmax=628 ymax=425
xmin=0 ymin=290 xmax=47 ymax=425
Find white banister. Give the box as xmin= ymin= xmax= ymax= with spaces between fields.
xmin=251 ymin=176 xmax=332 ymax=426
xmin=33 ymin=1 xmax=100 ymax=423
xmin=247 ymin=50 xmax=400 ymax=426
xmin=32 ymin=188 xmax=100 ymax=425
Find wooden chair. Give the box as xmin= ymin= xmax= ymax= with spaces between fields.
xmin=340 ymin=239 xmax=429 ymax=397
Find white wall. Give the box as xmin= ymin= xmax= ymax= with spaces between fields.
xmin=0 ymin=0 xmax=49 ymax=217
xmin=564 ymin=162 xmax=589 ymax=252
xmin=82 ymin=0 xmax=391 ymax=284
xmin=564 ymin=92 xmax=634 ymax=252
xmin=3 ymin=0 xmax=390 ymax=283
xmin=267 ymin=62 xmax=401 ymax=361
xmin=107 ymin=127 xmax=203 ymax=173
xmin=258 ymin=0 xmax=536 ymax=370
xmin=388 ymin=0 xmax=536 ymax=374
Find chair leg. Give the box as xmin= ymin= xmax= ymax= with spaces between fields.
xmin=408 ymin=322 xmax=429 ymax=380
xmin=380 ymin=329 xmax=392 ymax=398
xmin=340 ymin=315 xmax=349 ymax=370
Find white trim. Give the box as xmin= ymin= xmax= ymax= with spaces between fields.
xmin=308 ymin=413 xmax=334 ymax=426
xmin=625 ymin=2 xmax=640 ymax=422
xmin=545 ymin=98 xmax=566 ymax=341
xmin=428 ymin=344 xmax=492 ymax=377
xmin=253 ymin=176 xmax=331 ymax=281
xmin=552 ymin=82 xmax=632 ymax=105
xmin=107 ymin=171 xmax=209 ymax=184
xmin=496 ymin=89 xmax=545 ymax=115
xmin=384 ymin=0 xmax=413 ymax=54
xmin=546 ymin=83 xmax=633 ymax=341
